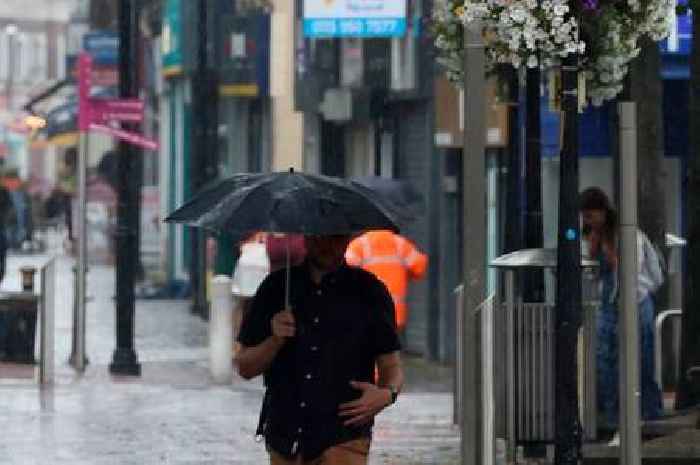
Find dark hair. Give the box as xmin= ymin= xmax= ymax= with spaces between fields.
xmin=580 ymin=187 xmax=617 ymax=242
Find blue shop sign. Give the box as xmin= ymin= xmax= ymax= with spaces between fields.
xmin=83 ymin=32 xmax=119 ymax=65
xmin=660 ymin=0 xmax=691 ymax=54
xmin=303 ymin=0 xmax=407 ymax=38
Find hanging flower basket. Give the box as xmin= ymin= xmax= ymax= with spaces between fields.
xmin=432 ymin=0 xmax=672 ymax=105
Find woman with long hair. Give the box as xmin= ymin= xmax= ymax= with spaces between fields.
xmin=580 ymin=187 xmax=663 ymax=432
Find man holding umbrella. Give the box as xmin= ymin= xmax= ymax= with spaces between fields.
xmin=166 ymin=170 xmax=407 ymax=464
xmin=236 ymin=234 xmax=403 ymax=464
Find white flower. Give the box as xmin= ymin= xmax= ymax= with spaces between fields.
xmin=510 ymin=6 xmax=528 ymax=23
xmin=553 ymin=4 xmax=569 ymax=16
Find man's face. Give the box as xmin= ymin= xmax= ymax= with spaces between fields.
xmin=304 ymin=235 xmax=352 ymax=271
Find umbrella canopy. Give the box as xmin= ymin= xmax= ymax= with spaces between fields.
xmin=349 ymin=176 xmax=424 ymax=226
xmin=165 ymin=171 xmax=401 ymax=236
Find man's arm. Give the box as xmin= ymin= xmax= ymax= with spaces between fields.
xmin=397 ymin=236 xmax=427 ymax=280
xmin=236 ymin=336 xmax=285 ymax=380
xmin=376 ymin=351 xmax=404 ymax=393
xmin=338 ymin=351 xmax=404 ymax=426
xmin=235 ymin=309 xmax=295 ymax=380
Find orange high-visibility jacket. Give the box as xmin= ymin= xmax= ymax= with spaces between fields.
xmin=345 ymin=230 xmax=428 ymax=329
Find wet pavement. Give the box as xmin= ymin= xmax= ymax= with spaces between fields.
xmin=0 ymin=252 xmax=460 ymax=465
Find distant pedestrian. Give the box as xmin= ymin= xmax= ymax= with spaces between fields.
xmin=231 ymin=232 xmax=307 ymax=352
xmin=345 ymin=230 xmax=427 ymax=335
xmin=580 ymin=187 xmax=663 ymax=431
xmin=236 ymin=234 xmax=404 ymax=465
xmin=231 ymin=232 xmax=270 ymax=356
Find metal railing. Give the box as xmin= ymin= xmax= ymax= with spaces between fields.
xmin=454 ymin=282 xmax=599 ymax=450
xmin=654 ymin=308 xmax=682 ymax=389
xmin=454 ymin=284 xmax=496 ymax=465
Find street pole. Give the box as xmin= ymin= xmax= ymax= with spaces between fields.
xmin=70 ymin=52 xmax=91 ymax=372
xmin=4 ymin=25 xmax=17 ymax=111
xmin=618 ymin=101 xmax=642 ymax=465
xmin=554 ymin=55 xmax=583 ymax=465
xmin=110 ymin=0 xmax=141 ymax=376
xmin=524 ymin=67 xmax=544 ymax=302
xmin=190 ymin=0 xmax=218 ymax=319
xmin=462 ymin=24 xmax=486 ymax=465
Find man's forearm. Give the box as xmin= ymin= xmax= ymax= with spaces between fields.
xmin=378 ymin=365 xmax=404 ymax=391
xmin=377 ymin=352 xmax=404 ymax=392
xmin=235 ymin=336 xmax=285 ymax=380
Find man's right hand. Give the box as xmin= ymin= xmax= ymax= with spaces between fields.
xmin=271 ymin=309 xmax=296 ymax=341
xmin=237 ymin=309 xmax=295 ymax=380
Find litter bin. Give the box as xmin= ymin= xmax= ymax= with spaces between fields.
xmin=0 ymin=292 xmax=39 ymax=364
xmin=488 ymin=248 xmax=600 ymax=449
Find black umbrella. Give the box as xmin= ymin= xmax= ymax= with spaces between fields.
xmin=349 ymin=176 xmax=424 ymax=226
xmin=166 ymin=170 xmax=402 ymax=308
xmin=166 ymin=171 xmax=401 ymax=235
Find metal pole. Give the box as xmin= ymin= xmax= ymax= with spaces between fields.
xmin=74 ymin=131 xmax=88 ymax=372
xmin=618 ymin=101 xmax=641 ymax=465
xmin=4 ymin=25 xmax=16 ymax=111
xmin=110 ymin=0 xmax=141 ymax=376
xmin=40 ymin=259 xmax=56 ymax=385
xmin=524 ymin=67 xmax=544 ymax=302
xmin=191 ymin=0 xmax=218 ymax=319
xmin=462 ymin=24 xmax=486 ymax=465
xmin=70 ymin=51 xmax=91 ymax=371
xmin=554 ymin=55 xmax=583 ymax=465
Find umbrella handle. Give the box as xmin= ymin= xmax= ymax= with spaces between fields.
xmin=285 ymin=239 xmax=291 ymax=311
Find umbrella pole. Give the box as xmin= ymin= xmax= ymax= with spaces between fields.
xmin=285 ymin=239 xmax=291 ymax=310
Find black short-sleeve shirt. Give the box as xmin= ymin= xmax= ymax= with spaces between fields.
xmin=238 ymin=262 xmax=401 ymax=461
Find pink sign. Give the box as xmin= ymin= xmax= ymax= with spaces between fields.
xmin=77 ymin=53 xmax=92 ymax=131
xmin=89 ymin=123 xmax=159 ymax=151
xmin=79 ymin=52 xmax=152 ymax=149
xmin=90 ymin=99 xmax=144 ymax=124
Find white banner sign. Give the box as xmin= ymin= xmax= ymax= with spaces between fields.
xmin=303 ymin=0 xmax=407 ymax=37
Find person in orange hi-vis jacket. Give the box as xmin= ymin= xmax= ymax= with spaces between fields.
xmin=345 ymin=230 xmax=428 ymax=333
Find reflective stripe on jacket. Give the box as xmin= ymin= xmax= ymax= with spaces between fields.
xmin=345 ymin=230 xmax=428 ymax=329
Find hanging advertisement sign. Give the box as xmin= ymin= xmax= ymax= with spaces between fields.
xmin=219 ymin=14 xmax=270 ymax=97
xmin=83 ymin=32 xmax=119 ymax=66
xmin=303 ymin=0 xmax=407 ymax=38
xmin=162 ymin=0 xmax=184 ymax=76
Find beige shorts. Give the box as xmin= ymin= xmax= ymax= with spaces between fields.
xmin=268 ymin=438 xmax=371 ymax=465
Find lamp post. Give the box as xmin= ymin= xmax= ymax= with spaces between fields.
xmin=109 ymin=0 xmax=141 ymax=376
xmin=461 ymin=22 xmax=486 ymax=465
xmin=190 ymin=0 xmax=219 ymax=319
xmin=554 ymin=54 xmax=583 ymax=465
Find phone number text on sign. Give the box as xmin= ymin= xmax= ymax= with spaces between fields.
xmin=303 ymin=18 xmax=406 ymax=37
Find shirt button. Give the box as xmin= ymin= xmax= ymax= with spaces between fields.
xmin=305 ymin=373 xmax=312 ymax=380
